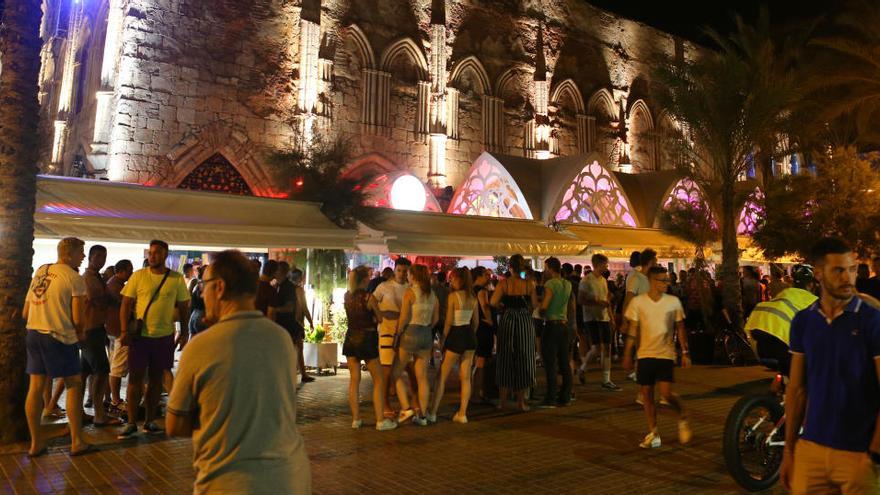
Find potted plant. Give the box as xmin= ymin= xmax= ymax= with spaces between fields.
xmin=302 ymin=325 xmax=338 ymax=373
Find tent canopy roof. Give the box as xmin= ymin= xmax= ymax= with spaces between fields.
xmin=35 ymin=176 xmax=356 ymax=249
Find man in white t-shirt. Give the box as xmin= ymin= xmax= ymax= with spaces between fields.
xmin=23 ymin=237 xmax=93 ymax=457
xmin=579 ymin=253 xmax=620 ymax=391
xmin=623 ymin=248 xmax=657 ymax=392
xmin=168 ymin=250 xmax=311 ymax=494
xmin=623 ymin=266 xmax=692 ymax=449
xmin=370 ymin=257 xmax=410 ymax=416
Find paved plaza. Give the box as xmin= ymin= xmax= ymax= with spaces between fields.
xmin=0 ymin=363 xmax=785 ymax=494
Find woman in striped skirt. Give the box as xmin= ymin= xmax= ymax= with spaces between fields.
xmin=490 ymin=254 xmax=539 ymax=411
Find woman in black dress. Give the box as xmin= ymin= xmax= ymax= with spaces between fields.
xmin=490 ymin=254 xmax=539 ymax=411
xmin=343 ymin=266 xmax=397 ymax=431
xmin=471 ymin=266 xmax=495 ymax=403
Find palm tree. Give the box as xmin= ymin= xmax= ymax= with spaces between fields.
xmin=652 ymin=13 xmax=804 ymax=326
xmin=0 ymin=0 xmax=43 ymax=442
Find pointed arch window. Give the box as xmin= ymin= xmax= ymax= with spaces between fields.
xmin=737 ymin=188 xmax=764 ymax=235
xmin=448 ymin=157 xmax=533 ymax=219
xmin=554 ymin=160 xmax=637 ymax=226
xmin=178 ymin=153 xmax=253 ymax=195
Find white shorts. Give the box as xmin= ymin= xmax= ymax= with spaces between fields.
xmin=378 ymin=319 xmax=398 ymax=366
xmin=109 ymin=337 xmax=129 ymax=378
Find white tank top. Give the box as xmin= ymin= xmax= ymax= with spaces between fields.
xmin=452 ymin=291 xmax=475 ymax=326
xmin=410 ymin=288 xmax=437 ymax=326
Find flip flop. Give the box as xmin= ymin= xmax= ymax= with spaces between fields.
xmin=93 ymin=418 xmax=123 ymax=427
xmin=27 ymin=447 xmax=48 ymax=458
xmin=70 ymin=444 xmax=96 ymax=457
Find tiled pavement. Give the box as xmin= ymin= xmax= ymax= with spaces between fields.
xmin=0 ymin=363 xmax=786 ymax=494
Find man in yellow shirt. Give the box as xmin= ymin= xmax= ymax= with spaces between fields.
xmin=118 ymin=240 xmax=190 ymax=438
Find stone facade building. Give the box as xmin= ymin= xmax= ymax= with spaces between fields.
xmin=37 ymin=0 xmax=702 ymax=201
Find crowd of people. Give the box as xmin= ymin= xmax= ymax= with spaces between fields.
xmin=19 ymin=236 xmax=880 ymax=493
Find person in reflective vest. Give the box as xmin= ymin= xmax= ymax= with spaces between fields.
xmin=745 ymin=264 xmax=817 ymax=376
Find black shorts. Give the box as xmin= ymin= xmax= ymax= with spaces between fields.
xmin=80 ymin=326 xmax=110 ymax=375
xmin=476 ymin=324 xmax=495 ymax=358
xmin=588 ymin=321 xmax=612 ymax=345
xmin=636 ymin=358 xmax=674 ymax=385
xmin=342 ymin=328 xmax=379 ymax=362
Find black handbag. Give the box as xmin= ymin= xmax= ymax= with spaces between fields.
xmin=132 ymin=270 xmax=170 ymax=339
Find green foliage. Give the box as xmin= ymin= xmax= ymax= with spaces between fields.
xmin=267 ymin=137 xmax=375 ymax=229
xmin=752 ymin=148 xmax=880 ymax=259
xmin=305 ymin=324 xmax=326 ymax=344
xmin=329 ymin=300 xmax=348 ymax=344
xmin=308 ymin=249 xmax=347 ymax=308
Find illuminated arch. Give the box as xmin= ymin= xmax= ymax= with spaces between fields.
xmin=587 ymin=88 xmax=616 ymax=119
xmin=550 ymin=79 xmax=585 ymax=113
xmin=342 ymin=152 xmax=401 ymax=181
xmin=448 ymin=155 xmax=534 ymax=219
xmin=380 ymin=37 xmax=429 ymax=79
xmin=552 ymin=159 xmax=637 ymax=226
xmin=628 ymin=99 xmax=655 ymax=171
xmin=663 ymin=178 xmax=706 ymax=206
xmin=737 ymin=187 xmax=764 ymax=235
xmin=362 ymin=170 xmax=442 ymax=212
xmin=449 ymin=55 xmax=491 ymax=95
xmin=343 ymin=24 xmax=377 ymax=68
xmin=494 ymin=67 xmax=523 ymax=97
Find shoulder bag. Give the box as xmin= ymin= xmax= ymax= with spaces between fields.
xmin=132 ymin=269 xmax=170 ymax=339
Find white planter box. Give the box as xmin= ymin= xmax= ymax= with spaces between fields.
xmin=303 ymin=342 xmax=339 ymax=370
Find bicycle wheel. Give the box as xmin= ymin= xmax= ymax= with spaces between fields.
xmin=723 ymin=394 xmax=785 ymax=492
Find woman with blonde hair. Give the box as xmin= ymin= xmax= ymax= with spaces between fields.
xmin=391 ymin=264 xmax=438 ymax=426
xmin=343 ymin=266 xmax=397 ymax=431
xmin=429 ymin=267 xmax=479 ymax=423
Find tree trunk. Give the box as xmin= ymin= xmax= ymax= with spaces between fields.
xmin=719 ymin=182 xmax=743 ymax=329
xmin=0 ymin=0 xmax=44 ymax=442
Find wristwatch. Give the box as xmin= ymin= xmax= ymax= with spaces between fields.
xmin=870 ymin=450 xmax=880 ymax=465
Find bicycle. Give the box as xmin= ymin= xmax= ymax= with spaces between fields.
xmin=715 ymin=321 xmax=757 ymax=366
xmin=723 ymin=366 xmax=787 ymax=492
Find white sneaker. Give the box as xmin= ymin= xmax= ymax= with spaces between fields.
xmin=627 ymin=372 xmax=637 ymax=382
xmin=375 ymin=418 xmax=398 ymax=431
xmin=659 ymin=397 xmax=670 ymax=406
xmin=413 ymin=416 xmax=428 ymax=426
xmin=351 ymin=420 xmax=363 ymax=429
xmin=635 ymin=393 xmax=644 ymax=406
xmin=639 ymin=430 xmax=661 ymax=449
xmin=426 ymin=413 xmax=437 ymax=424
xmin=398 ymin=409 xmax=415 ymax=423
xmin=452 ymin=413 xmax=468 ymax=424
xmin=678 ymin=420 xmax=692 ymax=444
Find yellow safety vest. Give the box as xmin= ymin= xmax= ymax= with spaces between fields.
xmin=744 ymin=288 xmax=817 ymax=346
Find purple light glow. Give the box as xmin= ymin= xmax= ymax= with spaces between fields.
xmin=553 ymin=160 xmax=636 ymax=226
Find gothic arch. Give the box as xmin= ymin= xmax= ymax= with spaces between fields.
xmin=342 ymin=24 xmax=376 ymax=68
xmin=448 ymin=153 xmax=534 ymax=219
xmin=653 ymin=177 xmax=715 ymax=227
xmin=628 ymin=99 xmax=654 ymax=130
xmin=164 ymin=122 xmax=275 ymax=196
xmin=550 ymin=157 xmax=638 ymax=227
xmin=587 ymin=88 xmax=616 ymax=119
xmin=342 ymin=152 xmax=402 ymax=181
xmin=550 ymin=79 xmax=585 ymax=113
xmin=494 ymin=67 xmax=522 ymax=98
xmin=449 ymin=55 xmax=491 ymax=95
xmin=379 ymin=37 xmax=428 ymax=79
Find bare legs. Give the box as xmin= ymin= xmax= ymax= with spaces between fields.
xmin=346 ymin=358 xmax=385 ymax=424
xmin=392 ymin=349 xmax=430 ymax=415
xmin=26 ymin=374 xmax=89 ymax=455
xmin=473 ymin=356 xmax=486 ymax=401
xmin=641 ymin=382 xmax=686 ymax=434
xmin=431 ymin=350 xmax=475 ymax=419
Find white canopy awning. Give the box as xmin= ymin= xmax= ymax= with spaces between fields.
xmin=35 ymin=176 xmax=356 ymax=249
xmin=358 ymin=210 xmax=587 ymax=257
xmin=558 ymin=223 xmax=694 ymax=258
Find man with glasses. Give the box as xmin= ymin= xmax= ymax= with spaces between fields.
xmin=623 ymin=266 xmax=692 ymax=449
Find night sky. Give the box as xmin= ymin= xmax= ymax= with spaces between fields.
xmin=586 ymin=0 xmax=846 ymax=44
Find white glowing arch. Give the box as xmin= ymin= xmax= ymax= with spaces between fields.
xmin=664 ymin=178 xmax=705 ymax=207
xmin=553 ymin=160 xmax=637 ymax=226
xmin=362 ymin=170 xmax=441 ymax=212
xmin=737 ymin=187 xmax=764 ymax=235
xmin=448 ymin=155 xmax=534 ymax=219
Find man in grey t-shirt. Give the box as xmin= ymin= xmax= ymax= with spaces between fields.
xmin=167 ymin=251 xmax=311 ymax=494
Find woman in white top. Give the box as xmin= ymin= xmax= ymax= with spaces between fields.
xmin=429 ymin=268 xmax=479 ymax=424
xmin=391 ymin=264 xmax=438 ymax=426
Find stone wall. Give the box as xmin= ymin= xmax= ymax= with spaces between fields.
xmin=41 ymin=0 xmax=703 ymax=197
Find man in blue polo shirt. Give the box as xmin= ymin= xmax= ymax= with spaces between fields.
xmin=781 ymin=237 xmax=880 ymax=494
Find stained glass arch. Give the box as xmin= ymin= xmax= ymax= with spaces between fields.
xmin=553 ymin=160 xmax=637 ymax=226
xmin=178 ymin=153 xmax=253 ymax=195
xmin=737 ymin=187 xmax=764 ymax=235
xmin=657 ymin=177 xmax=716 ymax=227
xmin=448 ymin=156 xmax=534 ymax=219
